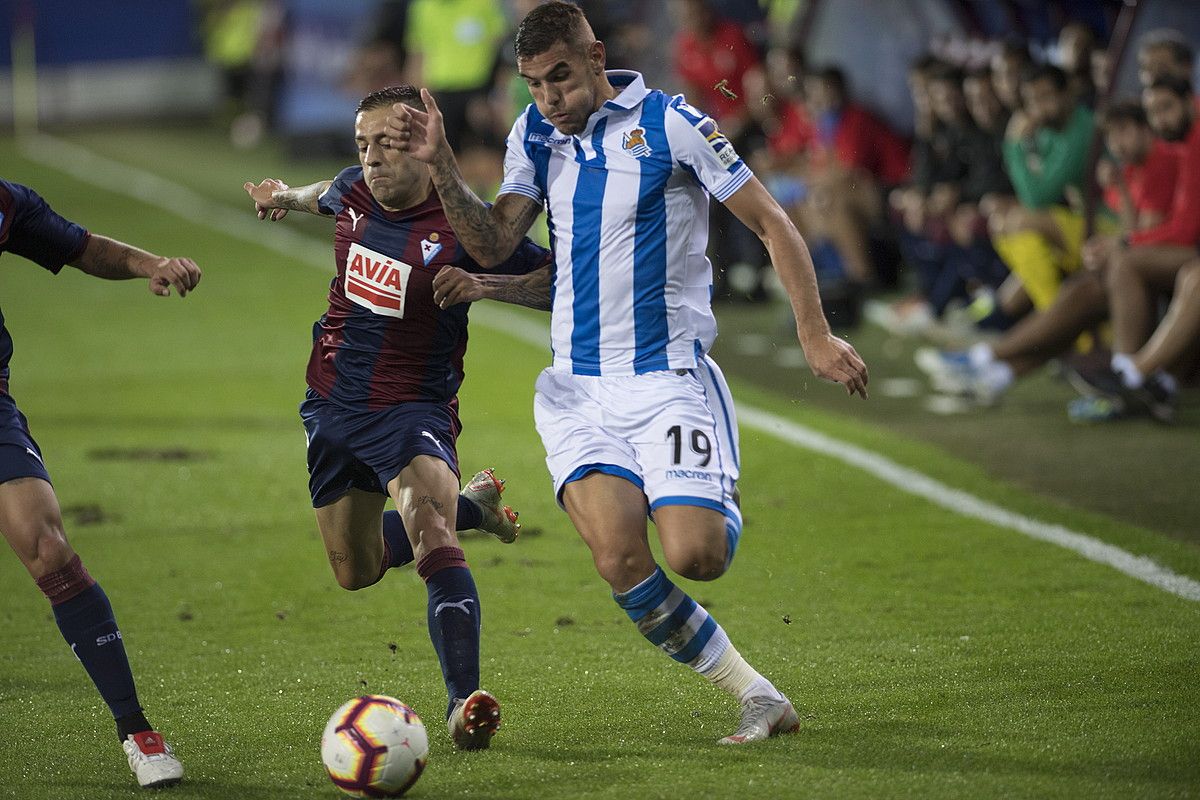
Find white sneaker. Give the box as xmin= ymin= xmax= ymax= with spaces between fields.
xmin=461 ymin=469 xmax=520 ymax=544
xmin=447 ymin=689 xmax=501 ymax=750
xmin=914 ymin=347 xmax=1008 ymax=405
xmin=717 ymin=695 xmax=800 ymax=745
xmin=123 ymin=731 xmax=183 ymax=788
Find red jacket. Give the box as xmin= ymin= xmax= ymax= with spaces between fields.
xmin=813 ymin=103 xmax=910 ymax=185
xmin=1131 ymin=119 xmax=1200 ymax=246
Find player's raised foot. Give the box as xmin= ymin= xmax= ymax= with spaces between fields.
xmin=122 ymin=730 xmax=183 ymax=789
xmin=462 ymin=468 xmax=520 ymax=544
xmin=447 ymin=689 xmax=501 ymax=751
xmin=717 ymin=695 xmax=800 ymax=745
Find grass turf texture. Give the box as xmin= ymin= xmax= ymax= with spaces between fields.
xmin=0 ymin=128 xmax=1197 ymax=799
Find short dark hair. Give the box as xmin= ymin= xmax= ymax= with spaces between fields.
xmin=909 ymin=53 xmax=947 ymax=77
xmin=1140 ymin=29 xmax=1195 ymax=69
xmin=357 ymin=85 xmax=421 ymax=114
xmin=1024 ymin=63 xmax=1069 ymax=92
xmin=1147 ymin=74 xmax=1194 ymax=98
xmin=814 ymin=65 xmax=848 ymax=99
xmin=998 ymin=38 xmax=1032 ymax=64
xmin=1102 ymin=98 xmax=1148 ymax=128
xmin=963 ymin=66 xmax=993 ymax=85
xmin=515 ymin=1 xmax=590 ymax=60
xmin=928 ymin=62 xmax=965 ymax=88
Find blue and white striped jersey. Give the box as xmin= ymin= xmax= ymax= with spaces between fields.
xmin=498 ymin=70 xmax=752 ymax=376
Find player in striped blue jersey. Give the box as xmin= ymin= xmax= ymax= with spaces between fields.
xmin=387 ymin=1 xmax=869 ymax=744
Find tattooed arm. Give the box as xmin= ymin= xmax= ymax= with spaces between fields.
xmin=70 ymin=235 xmax=202 ymax=297
xmin=432 ymin=264 xmax=552 ymax=311
xmin=384 ymin=89 xmax=541 ymax=267
xmin=426 ymin=161 xmax=543 ymax=268
xmin=243 ymin=179 xmax=334 ymax=221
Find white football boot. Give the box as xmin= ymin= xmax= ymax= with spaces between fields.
xmin=123 ymin=730 xmax=183 ymax=788
xmin=461 ymin=469 xmax=520 ymax=543
xmin=448 ymin=689 xmax=501 ymax=750
xmin=717 ymin=695 xmax=801 ymax=745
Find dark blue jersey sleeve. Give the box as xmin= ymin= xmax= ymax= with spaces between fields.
xmin=317 ymin=166 xmax=362 ymax=216
xmin=483 ymin=237 xmax=552 ymax=276
xmin=0 ymin=180 xmax=89 ymax=274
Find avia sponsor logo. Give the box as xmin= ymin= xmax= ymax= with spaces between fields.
xmin=665 ymin=468 xmax=714 ymax=481
xmin=344 ymin=242 xmax=413 ymax=319
xmin=96 ymin=631 xmax=123 ymax=647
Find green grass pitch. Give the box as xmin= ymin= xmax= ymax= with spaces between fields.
xmin=0 ymin=129 xmax=1197 ymax=799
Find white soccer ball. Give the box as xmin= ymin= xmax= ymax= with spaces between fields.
xmin=321 ymin=695 xmax=429 ymax=798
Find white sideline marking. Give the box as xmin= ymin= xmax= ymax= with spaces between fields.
xmin=20 ymin=134 xmax=1200 ymax=603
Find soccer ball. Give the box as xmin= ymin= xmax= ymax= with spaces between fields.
xmin=321 ymin=695 xmax=429 ymax=798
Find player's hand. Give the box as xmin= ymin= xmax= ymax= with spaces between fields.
xmin=432 ymin=266 xmax=484 ymax=308
xmin=244 ymin=178 xmax=289 ymax=222
xmin=148 ymin=257 xmax=202 ymax=298
xmin=801 ymin=331 xmax=869 ymax=399
xmin=384 ymin=88 xmax=450 ymax=164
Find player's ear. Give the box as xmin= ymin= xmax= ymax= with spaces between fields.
xmin=589 ymin=40 xmax=605 ymax=74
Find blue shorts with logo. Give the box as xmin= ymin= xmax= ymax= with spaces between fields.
xmin=0 ymin=393 xmax=52 ymax=485
xmin=299 ymin=388 xmax=460 ymax=508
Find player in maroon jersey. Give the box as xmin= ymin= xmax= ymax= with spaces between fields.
xmin=243 ymin=85 xmax=550 ymax=750
xmin=0 ymin=178 xmax=197 ymax=788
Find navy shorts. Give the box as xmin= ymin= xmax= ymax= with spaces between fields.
xmin=0 ymin=393 xmax=52 ymax=485
xmin=299 ymin=389 xmax=460 ymax=508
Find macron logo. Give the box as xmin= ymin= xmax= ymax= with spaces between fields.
xmin=347 ymin=207 xmax=364 ymax=231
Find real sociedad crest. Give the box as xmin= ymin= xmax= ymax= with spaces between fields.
xmin=622 ymin=127 xmax=653 ymax=158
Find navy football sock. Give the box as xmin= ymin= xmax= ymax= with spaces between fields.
xmin=381 ymin=510 xmax=415 ymax=569
xmin=380 ymin=497 xmax=484 ymax=570
xmin=417 ymin=547 xmax=481 ymax=717
xmin=37 ymin=557 xmax=146 ymax=740
xmin=455 ymin=495 xmax=483 ymax=531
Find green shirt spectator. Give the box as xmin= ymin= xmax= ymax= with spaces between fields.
xmin=1003 ymin=104 xmax=1094 ymax=209
xmin=405 ymin=0 xmax=506 ymax=92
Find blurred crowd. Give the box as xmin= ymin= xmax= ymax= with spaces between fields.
xmin=197 ymin=0 xmax=1199 ymax=424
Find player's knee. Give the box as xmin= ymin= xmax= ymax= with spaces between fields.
xmin=18 ymin=513 xmax=72 ymax=578
xmin=330 ymin=559 xmax=381 ymax=592
xmin=1177 ymin=262 xmax=1200 ymax=295
xmin=666 ymin=544 xmax=727 ymax=582
xmin=593 ymin=548 xmax=652 ymax=590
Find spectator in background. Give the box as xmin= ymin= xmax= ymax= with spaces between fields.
xmin=670 ymin=0 xmax=760 ymax=143
xmin=916 ymin=98 xmax=1180 ymax=408
xmin=991 ymin=39 xmax=1033 ymax=116
xmin=200 ymin=0 xmax=284 ymax=148
xmin=799 ymin=65 xmax=910 ymax=288
xmin=404 ymin=0 xmax=507 ymax=151
xmin=670 ymin=0 xmax=766 ymax=299
xmin=1137 ymin=29 xmax=1195 ymax=88
xmin=343 ymin=0 xmax=413 ymax=97
xmin=1056 ymin=20 xmax=1098 ymax=107
xmin=989 ymin=64 xmax=1094 ymax=312
xmin=1073 ymin=76 xmax=1200 ymax=421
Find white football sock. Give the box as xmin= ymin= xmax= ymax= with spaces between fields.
xmin=1111 ymin=353 xmax=1143 ymax=389
xmin=968 ymin=342 xmax=995 ymax=369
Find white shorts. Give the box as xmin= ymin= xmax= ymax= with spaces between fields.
xmin=533 ymin=354 xmax=741 ymax=527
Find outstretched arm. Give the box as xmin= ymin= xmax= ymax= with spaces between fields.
xmin=724 ymin=177 xmax=869 ymax=398
xmin=432 ymin=264 xmax=552 ymax=311
xmin=69 ymin=235 xmax=201 ymax=297
xmin=243 ymin=179 xmax=334 ymax=222
xmin=385 ymin=89 xmax=540 ymax=267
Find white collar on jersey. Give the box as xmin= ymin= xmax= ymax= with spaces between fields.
xmin=600 ymin=70 xmax=650 ymax=112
